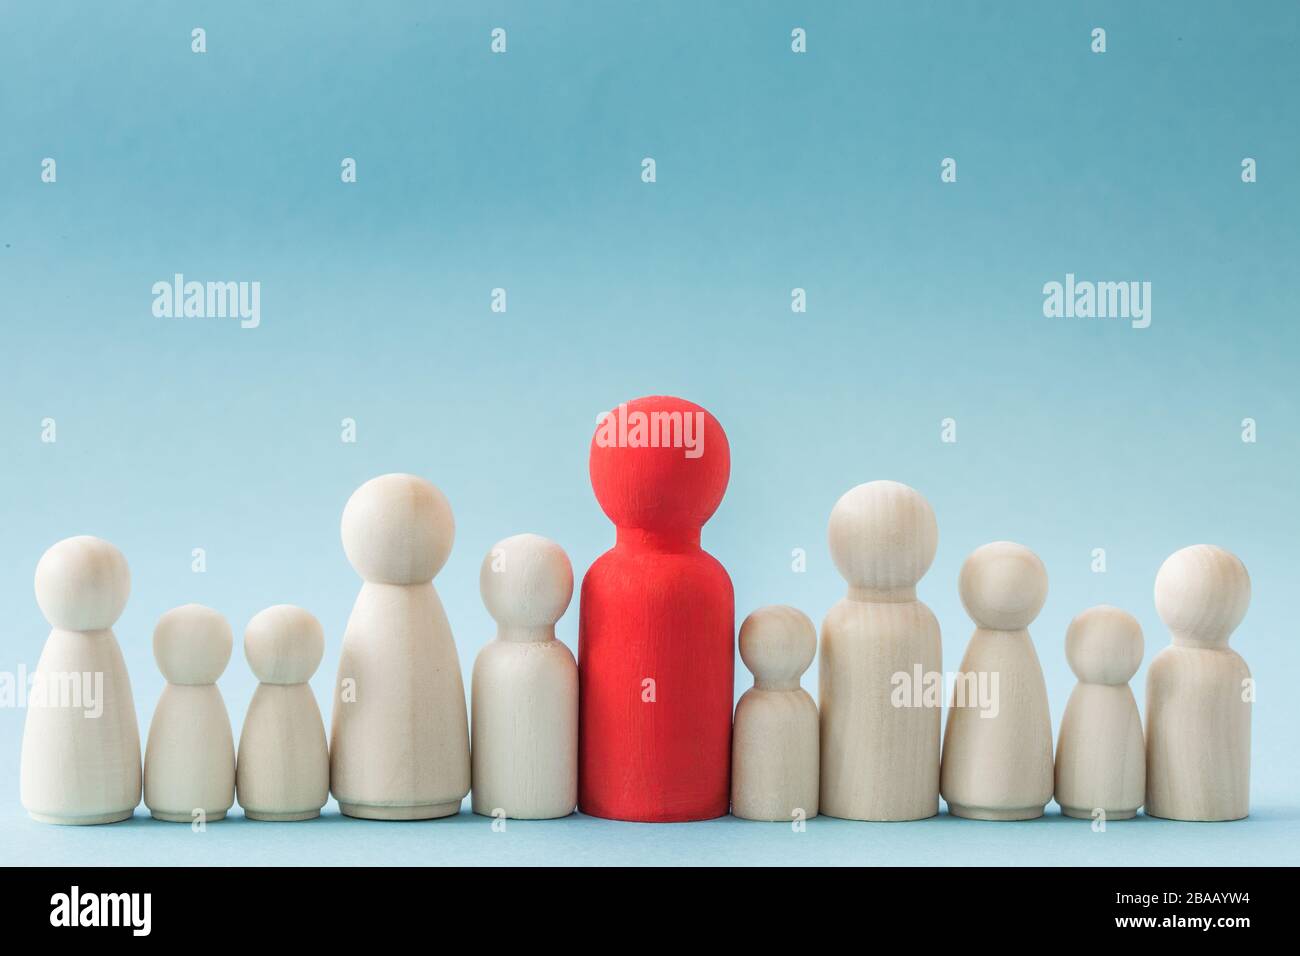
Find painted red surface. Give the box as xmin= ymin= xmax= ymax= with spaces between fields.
xmin=578 ymin=395 xmax=735 ymax=822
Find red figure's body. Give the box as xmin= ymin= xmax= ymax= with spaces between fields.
xmin=578 ymin=396 xmax=734 ymax=822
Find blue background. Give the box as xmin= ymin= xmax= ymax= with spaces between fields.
xmin=1 ymin=1 xmax=1296 ymax=864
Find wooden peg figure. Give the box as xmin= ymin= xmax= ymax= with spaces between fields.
xmin=144 ymin=604 xmax=236 ymax=822
xmin=819 ymin=480 xmax=942 ymax=821
xmin=21 ymin=536 xmax=141 ymax=825
xmin=472 ymin=533 xmax=578 ymax=820
xmin=237 ymin=605 xmax=330 ymax=821
xmin=940 ymin=541 xmax=1053 ymax=821
xmin=330 ymin=473 xmax=471 ymax=820
xmin=1146 ymin=545 xmax=1252 ymax=821
xmin=578 ymin=396 xmax=735 ymax=822
xmin=731 ymin=606 xmax=819 ymax=822
xmin=1054 ymin=605 xmax=1145 ymax=820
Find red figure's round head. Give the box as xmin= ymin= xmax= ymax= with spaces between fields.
xmin=589 ymin=395 xmax=730 ymax=532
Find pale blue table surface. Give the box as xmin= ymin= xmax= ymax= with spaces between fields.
xmin=3 ymin=798 xmax=1296 ymax=867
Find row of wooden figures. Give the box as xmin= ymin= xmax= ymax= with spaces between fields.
xmin=19 ymin=478 xmax=1251 ymax=825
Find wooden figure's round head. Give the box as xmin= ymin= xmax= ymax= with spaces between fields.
xmin=480 ymin=533 xmax=573 ymax=630
xmin=34 ymin=535 xmax=131 ymax=631
xmin=244 ymin=604 xmax=325 ymax=685
xmin=1154 ymin=544 xmax=1250 ymax=648
xmin=1065 ymin=605 xmax=1143 ymax=685
xmin=827 ymin=480 xmax=938 ymax=591
xmin=738 ymin=605 xmax=816 ymax=686
xmin=958 ymin=541 xmax=1048 ymax=631
xmin=153 ymin=604 xmax=233 ymax=685
xmin=588 ymin=396 xmax=730 ymax=535
xmin=341 ymin=473 xmax=455 ymax=584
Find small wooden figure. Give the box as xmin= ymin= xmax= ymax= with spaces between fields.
xmin=237 ymin=605 xmax=329 ymax=821
xmin=731 ymin=605 xmax=819 ymax=822
xmin=1054 ymin=605 xmax=1145 ymax=820
xmin=144 ymin=604 xmax=236 ymax=822
xmin=471 ymin=533 xmax=578 ymax=820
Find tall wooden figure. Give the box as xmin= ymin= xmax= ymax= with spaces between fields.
xmin=820 ymin=480 xmax=942 ymax=821
xmin=940 ymin=541 xmax=1053 ymax=820
xmin=21 ymin=536 xmax=141 ymax=825
xmin=330 ymin=473 xmax=471 ymax=820
xmin=1146 ymin=544 xmax=1252 ymax=821
xmin=144 ymin=604 xmax=236 ymax=822
xmin=1054 ymin=605 xmax=1145 ymax=821
xmin=472 ymin=533 xmax=578 ymax=819
xmin=579 ymin=395 xmax=734 ymax=821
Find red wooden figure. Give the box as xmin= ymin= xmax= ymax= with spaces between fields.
xmin=578 ymin=395 xmax=734 ymax=822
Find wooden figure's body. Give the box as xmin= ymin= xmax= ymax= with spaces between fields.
xmin=940 ymin=541 xmax=1053 ymax=821
xmin=20 ymin=536 xmax=141 ymax=825
xmin=145 ymin=685 xmax=235 ymax=822
xmin=1054 ymin=605 xmax=1145 ymax=820
xmin=471 ymin=534 xmax=578 ymax=819
xmin=579 ymin=396 xmax=734 ymax=822
xmin=819 ymin=481 xmax=941 ymax=821
xmin=330 ymin=474 xmax=471 ymax=820
xmin=731 ymin=606 xmax=819 ymax=821
xmin=144 ymin=604 xmax=236 ymax=822
xmin=238 ymin=605 xmax=329 ymax=821
xmin=1145 ymin=545 xmax=1252 ymax=822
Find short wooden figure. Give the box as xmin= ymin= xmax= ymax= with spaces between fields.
xmin=731 ymin=605 xmax=819 ymax=822
xmin=472 ymin=533 xmax=578 ymax=819
xmin=1054 ymin=605 xmax=1145 ymax=820
xmin=144 ymin=604 xmax=236 ymax=822
xmin=238 ymin=605 xmax=329 ymax=821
